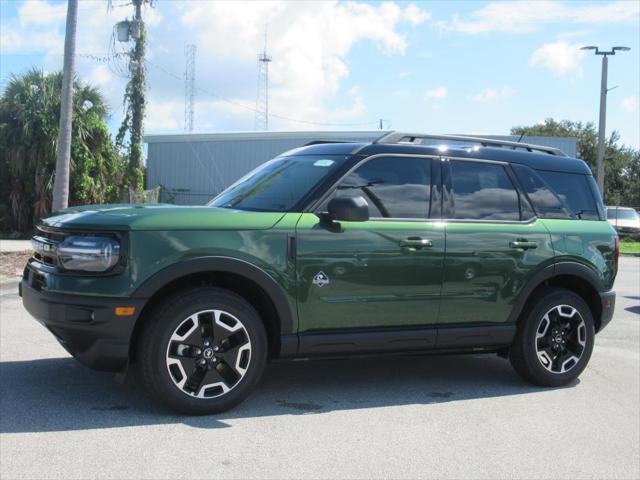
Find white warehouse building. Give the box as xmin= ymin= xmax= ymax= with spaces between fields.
xmin=144 ymin=131 xmax=578 ymax=205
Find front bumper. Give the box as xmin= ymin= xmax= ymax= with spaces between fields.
xmin=598 ymin=290 xmax=616 ymax=333
xmin=19 ymin=275 xmax=145 ymax=371
xmin=613 ymin=226 xmax=640 ymax=237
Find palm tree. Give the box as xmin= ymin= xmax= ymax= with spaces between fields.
xmin=0 ymin=69 xmax=123 ymax=233
xmin=52 ymin=0 xmax=79 ymax=211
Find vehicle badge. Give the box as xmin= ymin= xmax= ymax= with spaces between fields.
xmin=312 ymin=271 xmax=330 ymax=287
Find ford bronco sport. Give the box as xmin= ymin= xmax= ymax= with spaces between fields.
xmin=21 ymin=132 xmax=618 ymax=414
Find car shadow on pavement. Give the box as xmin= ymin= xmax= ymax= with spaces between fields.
xmin=0 ymin=353 xmax=573 ymax=433
xmin=624 ymin=296 xmax=640 ymax=315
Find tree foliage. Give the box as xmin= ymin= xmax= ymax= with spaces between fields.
xmin=0 ymin=69 xmax=126 ymax=233
xmin=116 ymin=26 xmax=146 ymax=192
xmin=511 ymin=118 xmax=640 ymax=207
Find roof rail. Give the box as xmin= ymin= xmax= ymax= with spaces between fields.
xmin=373 ymin=131 xmax=567 ymax=157
xmin=303 ymin=140 xmax=351 ymax=146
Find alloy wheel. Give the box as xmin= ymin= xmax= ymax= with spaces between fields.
xmin=535 ymin=304 xmax=586 ymax=374
xmin=165 ymin=309 xmax=252 ymax=398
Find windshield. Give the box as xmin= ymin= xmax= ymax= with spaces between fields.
xmin=209 ymin=155 xmax=348 ymax=212
xmin=607 ymin=208 xmax=639 ymax=220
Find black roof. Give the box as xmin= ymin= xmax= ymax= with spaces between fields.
xmin=284 ymin=141 xmax=591 ymax=175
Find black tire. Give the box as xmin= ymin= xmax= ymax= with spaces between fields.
xmin=510 ymin=287 xmax=595 ymax=387
xmin=138 ymin=286 xmax=268 ymax=415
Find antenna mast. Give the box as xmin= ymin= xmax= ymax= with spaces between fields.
xmin=184 ymin=44 xmax=196 ymax=132
xmin=255 ymin=28 xmax=272 ymax=131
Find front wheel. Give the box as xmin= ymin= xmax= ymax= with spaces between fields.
xmin=510 ymin=288 xmax=595 ymax=387
xmin=138 ymin=287 xmax=268 ymax=415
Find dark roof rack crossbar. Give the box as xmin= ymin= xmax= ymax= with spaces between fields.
xmin=373 ymin=131 xmax=567 ymax=157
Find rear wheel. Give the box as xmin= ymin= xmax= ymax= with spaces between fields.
xmin=510 ymin=288 xmax=594 ymax=387
xmin=138 ymin=287 xmax=267 ymax=415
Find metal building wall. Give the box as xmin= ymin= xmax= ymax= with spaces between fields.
xmin=145 ymin=131 xmax=578 ymax=205
xmin=145 ymin=131 xmax=383 ymax=204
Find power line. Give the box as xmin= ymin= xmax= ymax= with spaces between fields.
xmin=145 ymin=58 xmax=380 ymax=128
xmin=9 ymin=47 xmax=382 ymax=129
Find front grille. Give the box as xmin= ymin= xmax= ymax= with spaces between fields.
xmin=31 ymin=227 xmax=66 ymax=267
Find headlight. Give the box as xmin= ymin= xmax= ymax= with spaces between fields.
xmin=57 ymin=235 xmax=121 ymax=272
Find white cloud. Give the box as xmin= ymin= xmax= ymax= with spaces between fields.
xmin=18 ymin=0 xmax=66 ymax=26
xmin=621 ymin=96 xmax=639 ymax=113
xmin=179 ymin=1 xmax=428 ymax=129
xmin=0 ymin=28 xmax=25 ymax=52
xmin=530 ymin=40 xmax=585 ymax=77
xmin=397 ymin=71 xmax=411 ymax=79
xmin=425 ymin=86 xmax=447 ymax=100
xmin=392 ymin=89 xmax=409 ymax=97
xmin=85 ymin=65 xmax=112 ymax=88
xmin=441 ymin=1 xmax=639 ymax=34
xmin=402 ymin=4 xmax=431 ymax=25
xmin=145 ymin=99 xmax=183 ymax=131
xmin=471 ymin=86 xmax=515 ymax=102
xmin=3 ymin=1 xmax=426 ymax=132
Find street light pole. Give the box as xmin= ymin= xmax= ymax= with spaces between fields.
xmin=581 ymin=45 xmax=630 ymax=195
xmin=596 ymin=53 xmax=608 ymax=195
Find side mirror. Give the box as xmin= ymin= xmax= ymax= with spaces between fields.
xmin=325 ymin=195 xmax=370 ymax=222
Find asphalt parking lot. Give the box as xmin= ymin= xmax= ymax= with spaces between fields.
xmin=1 ymin=258 xmax=638 ymax=480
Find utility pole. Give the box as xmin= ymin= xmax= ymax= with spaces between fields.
xmin=184 ymin=44 xmax=196 ymax=132
xmin=129 ymin=0 xmax=145 ymax=172
xmin=581 ymin=45 xmax=630 ymax=194
xmin=52 ymin=0 xmax=78 ymax=211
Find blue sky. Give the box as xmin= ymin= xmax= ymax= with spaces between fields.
xmin=1 ymin=0 xmax=639 ymax=148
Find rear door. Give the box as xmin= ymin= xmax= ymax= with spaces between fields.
xmin=439 ymin=158 xmax=555 ymax=327
xmin=295 ymin=154 xmax=445 ymax=333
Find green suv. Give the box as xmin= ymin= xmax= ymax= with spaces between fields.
xmin=21 ymin=132 xmax=618 ymax=414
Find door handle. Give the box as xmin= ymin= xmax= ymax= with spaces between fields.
xmin=400 ymin=237 xmax=433 ymax=249
xmin=509 ymin=240 xmax=538 ymax=250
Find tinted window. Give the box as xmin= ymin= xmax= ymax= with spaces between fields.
xmin=336 ymin=156 xmax=431 ymax=218
xmin=607 ymin=208 xmax=639 ymax=220
xmin=210 ymin=155 xmax=347 ymax=212
xmin=450 ymin=161 xmax=520 ymax=221
xmin=512 ymin=164 xmax=572 ymax=219
xmin=537 ymin=171 xmax=599 ymax=220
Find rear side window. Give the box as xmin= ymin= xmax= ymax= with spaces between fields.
xmin=336 ymin=156 xmax=432 ymax=218
xmin=450 ymin=160 xmax=520 ymax=221
xmin=511 ymin=164 xmax=572 ymax=219
xmin=537 ymin=171 xmax=599 ymax=220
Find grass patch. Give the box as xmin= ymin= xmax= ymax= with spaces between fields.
xmin=620 ymin=240 xmax=640 ymax=254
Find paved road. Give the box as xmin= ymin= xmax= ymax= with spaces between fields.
xmin=1 ymin=259 xmax=638 ymax=479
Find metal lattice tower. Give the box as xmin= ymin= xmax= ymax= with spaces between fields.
xmin=184 ymin=44 xmax=196 ymax=132
xmin=255 ymin=30 xmax=272 ymax=131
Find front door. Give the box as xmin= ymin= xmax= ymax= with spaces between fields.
xmin=295 ymin=155 xmax=445 ymax=333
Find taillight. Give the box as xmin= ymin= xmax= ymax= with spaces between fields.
xmin=613 ymin=236 xmax=619 ymax=274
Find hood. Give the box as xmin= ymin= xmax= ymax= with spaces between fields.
xmin=40 ymin=204 xmax=287 ymax=231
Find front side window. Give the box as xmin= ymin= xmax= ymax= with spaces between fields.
xmin=335 ymin=156 xmax=432 ymax=218
xmin=209 ymin=155 xmax=348 ymax=212
xmin=537 ymin=171 xmax=599 ymax=220
xmin=450 ymin=160 xmax=520 ymax=221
